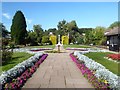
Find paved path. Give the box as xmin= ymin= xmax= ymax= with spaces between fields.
xmin=23 ymin=46 xmax=94 ymax=88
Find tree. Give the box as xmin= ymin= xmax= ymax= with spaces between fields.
xmin=0 ymin=23 xmax=9 ymax=38
xmin=11 ymin=10 xmax=27 ymax=45
xmin=108 ymin=21 xmax=120 ymax=29
xmin=57 ymin=20 xmax=79 ymax=44
xmin=67 ymin=20 xmax=78 ymax=31
xmin=57 ymin=20 xmax=67 ymax=35
xmin=94 ymin=26 xmax=106 ymax=45
xmin=33 ymin=24 xmax=44 ymax=44
xmin=78 ymin=28 xmax=93 ymax=34
xmin=44 ymin=28 xmax=57 ymax=36
xmin=27 ymin=31 xmax=38 ymax=46
xmin=42 ymin=36 xmax=50 ymax=44
xmin=84 ymin=26 xmax=106 ymax=45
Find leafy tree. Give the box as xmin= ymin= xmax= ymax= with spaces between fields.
xmin=27 ymin=31 xmax=38 ymax=46
xmin=42 ymin=36 xmax=50 ymax=44
xmin=44 ymin=28 xmax=57 ymax=36
xmin=0 ymin=23 xmax=9 ymax=38
xmin=11 ymin=10 xmax=27 ymax=45
xmin=108 ymin=21 xmax=120 ymax=29
xmin=67 ymin=20 xmax=78 ymax=32
xmin=94 ymin=26 xmax=106 ymax=45
xmin=57 ymin=20 xmax=79 ymax=44
xmin=78 ymin=28 xmax=93 ymax=34
xmin=2 ymin=49 xmax=13 ymax=64
xmin=0 ymin=23 xmax=10 ymax=49
xmin=33 ymin=24 xmax=43 ymax=43
xmin=57 ymin=20 xmax=67 ymax=35
xmin=57 ymin=20 xmax=66 ymax=31
xmin=84 ymin=26 xmax=106 ymax=45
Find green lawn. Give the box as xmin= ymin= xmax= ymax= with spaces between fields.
xmin=0 ymin=52 xmax=33 ymax=72
xmin=84 ymin=52 xmax=120 ymax=76
xmin=26 ymin=45 xmax=55 ymax=49
xmin=64 ymin=44 xmax=91 ymax=49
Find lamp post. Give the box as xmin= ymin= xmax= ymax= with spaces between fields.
xmin=58 ymin=35 xmax=60 ymax=52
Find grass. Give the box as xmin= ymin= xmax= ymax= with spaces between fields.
xmin=84 ymin=52 xmax=120 ymax=76
xmin=45 ymin=50 xmax=60 ymax=53
xmin=0 ymin=52 xmax=33 ymax=72
xmin=64 ymin=44 xmax=91 ymax=49
xmin=26 ymin=45 xmax=55 ymax=49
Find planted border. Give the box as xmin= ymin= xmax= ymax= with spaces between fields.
xmin=0 ymin=53 xmax=48 ymax=89
xmin=107 ymin=54 xmax=120 ymax=61
xmin=30 ymin=48 xmax=53 ymax=52
xmin=70 ymin=51 xmax=120 ymax=89
xmin=70 ymin=53 xmax=110 ymax=89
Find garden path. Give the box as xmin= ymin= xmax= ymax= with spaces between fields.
xmin=23 ymin=46 xmax=94 ymax=88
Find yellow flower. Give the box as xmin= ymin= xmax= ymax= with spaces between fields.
xmin=104 ymin=80 xmax=108 ymax=84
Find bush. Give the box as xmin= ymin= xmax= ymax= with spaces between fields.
xmin=2 ymin=38 xmax=9 ymax=46
xmin=2 ymin=50 xmax=13 ymax=64
xmin=62 ymin=36 xmax=69 ymax=45
xmin=49 ymin=35 xmax=57 ymax=45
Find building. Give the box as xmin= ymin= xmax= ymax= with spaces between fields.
xmin=104 ymin=27 xmax=120 ymax=51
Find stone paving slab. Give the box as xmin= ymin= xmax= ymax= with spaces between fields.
xmin=23 ymin=46 xmax=94 ymax=89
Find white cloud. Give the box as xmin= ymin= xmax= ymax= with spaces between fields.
xmin=2 ymin=13 xmax=10 ymax=19
xmin=26 ymin=18 xmax=32 ymax=24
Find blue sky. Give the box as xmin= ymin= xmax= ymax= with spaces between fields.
xmin=2 ymin=2 xmax=118 ymax=31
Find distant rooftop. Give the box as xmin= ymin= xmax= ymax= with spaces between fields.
xmin=104 ymin=27 xmax=120 ymax=36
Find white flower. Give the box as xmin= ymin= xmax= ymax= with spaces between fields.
xmin=0 ymin=52 xmax=44 ymax=85
xmin=74 ymin=50 xmax=120 ymax=89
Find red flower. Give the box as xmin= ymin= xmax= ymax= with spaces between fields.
xmin=107 ymin=54 xmax=120 ymax=61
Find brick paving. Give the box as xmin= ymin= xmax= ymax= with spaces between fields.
xmin=23 ymin=46 xmax=94 ymax=88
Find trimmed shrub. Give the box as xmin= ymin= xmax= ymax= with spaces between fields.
xmin=2 ymin=50 xmax=13 ymax=64
xmin=62 ymin=36 xmax=69 ymax=45
xmin=49 ymin=35 xmax=57 ymax=45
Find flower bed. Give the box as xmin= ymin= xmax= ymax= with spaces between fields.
xmin=30 ymin=48 xmax=52 ymax=52
xmin=70 ymin=51 xmax=120 ymax=89
xmin=107 ymin=54 xmax=120 ymax=61
xmin=0 ymin=53 xmax=48 ymax=89
xmin=66 ymin=48 xmax=88 ymax=51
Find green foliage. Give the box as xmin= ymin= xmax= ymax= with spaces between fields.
xmin=63 ymin=44 xmax=91 ymax=49
xmin=2 ymin=49 xmax=13 ymax=64
xmin=45 ymin=50 xmax=60 ymax=53
xmin=57 ymin=20 xmax=67 ymax=36
xmin=26 ymin=45 xmax=55 ymax=49
xmin=49 ymin=35 xmax=57 ymax=45
xmin=84 ymin=26 xmax=106 ymax=45
xmin=11 ymin=11 xmax=27 ymax=45
xmin=76 ymin=35 xmax=84 ymax=44
xmin=33 ymin=24 xmax=43 ymax=43
xmin=27 ymin=31 xmax=38 ymax=46
xmin=2 ymin=38 xmax=9 ymax=46
xmin=78 ymin=28 xmax=93 ymax=34
xmin=67 ymin=20 xmax=78 ymax=32
xmin=0 ymin=23 xmax=9 ymax=38
xmin=42 ymin=36 xmax=50 ymax=44
xmin=108 ymin=21 xmax=120 ymax=29
xmin=57 ymin=20 xmax=79 ymax=43
xmin=9 ymin=42 xmax=15 ymax=49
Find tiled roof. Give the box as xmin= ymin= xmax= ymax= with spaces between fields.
xmin=104 ymin=27 xmax=120 ymax=36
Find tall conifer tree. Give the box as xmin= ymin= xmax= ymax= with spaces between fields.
xmin=11 ymin=11 xmax=27 ymax=45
